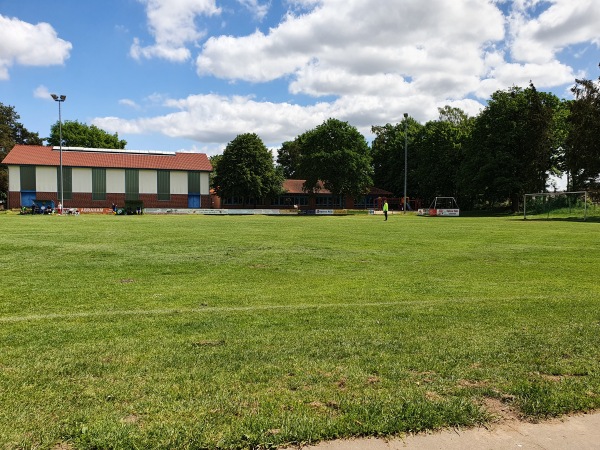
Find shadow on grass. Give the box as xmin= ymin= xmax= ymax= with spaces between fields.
xmin=459 ymin=209 xmax=600 ymax=222
xmin=521 ymin=216 xmax=600 ymax=223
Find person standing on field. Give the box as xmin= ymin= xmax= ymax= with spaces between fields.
xmin=383 ymin=200 xmax=389 ymax=221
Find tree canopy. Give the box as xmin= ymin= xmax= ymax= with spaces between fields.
xmin=0 ymin=102 xmax=44 ymax=202
xmin=276 ymin=140 xmax=302 ymax=179
xmin=298 ymin=118 xmax=373 ymax=198
xmin=412 ymin=109 xmax=473 ymax=202
xmin=460 ymin=84 xmax=561 ymax=210
xmin=4 ymin=65 xmax=600 ymax=211
xmin=371 ymin=117 xmax=423 ymax=197
xmin=212 ymin=133 xmax=284 ymax=204
xmin=47 ymin=120 xmax=126 ymax=149
xmin=1 ymin=103 xmax=43 ymax=150
xmin=566 ymin=73 xmax=600 ymax=189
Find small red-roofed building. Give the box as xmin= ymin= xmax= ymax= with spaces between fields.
xmin=2 ymin=145 xmax=212 ymax=210
xmin=216 ymin=179 xmax=397 ymax=211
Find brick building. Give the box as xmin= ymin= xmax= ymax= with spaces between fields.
xmin=216 ymin=179 xmax=395 ymax=210
xmin=2 ymin=145 xmax=212 ymax=210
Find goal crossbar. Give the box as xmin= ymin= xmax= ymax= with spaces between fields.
xmin=523 ymin=191 xmax=588 ymax=220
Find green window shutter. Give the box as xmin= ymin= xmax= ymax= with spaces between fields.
xmin=125 ymin=169 xmax=139 ymax=201
xmin=157 ymin=170 xmax=170 ymax=200
xmin=57 ymin=167 xmax=72 ymax=200
xmin=92 ymin=168 xmax=106 ymax=200
xmin=188 ymin=171 xmax=201 ymax=194
xmin=20 ymin=166 xmax=36 ymax=191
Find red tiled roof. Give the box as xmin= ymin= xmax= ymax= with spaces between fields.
xmin=283 ymin=179 xmax=308 ymax=194
xmin=368 ymin=186 xmax=394 ymax=196
xmin=283 ymin=179 xmax=330 ymax=194
xmin=1 ymin=145 xmax=212 ymax=172
xmin=283 ymin=179 xmax=393 ymax=196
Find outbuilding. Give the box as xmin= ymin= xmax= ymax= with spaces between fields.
xmin=217 ymin=179 xmax=395 ymax=210
xmin=2 ymin=145 xmax=212 ymax=210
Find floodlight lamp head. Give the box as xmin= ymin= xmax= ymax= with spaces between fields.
xmin=51 ymin=94 xmax=58 ymax=101
xmin=403 ymin=113 xmax=408 ymax=118
xmin=60 ymin=95 xmax=66 ymax=101
xmin=51 ymin=94 xmax=66 ymax=102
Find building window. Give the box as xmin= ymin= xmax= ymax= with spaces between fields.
xmin=355 ymin=196 xmax=374 ymax=208
xmin=315 ymin=195 xmax=344 ymax=208
xmin=92 ymin=168 xmax=106 ymax=200
xmin=125 ymin=169 xmax=139 ymax=201
xmin=315 ymin=196 xmax=330 ymax=207
xmin=157 ymin=170 xmax=170 ymax=201
xmin=20 ymin=166 xmax=36 ymax=191
xmin=274 ymin=195 xmax=308 ymax=206
xmin=57 ymin=167 xmax=72 ymax=200
xmin=223 ymin=197 xmax=242 ymax=205
xmin=188 ymin=171 xmax=201 ymax=194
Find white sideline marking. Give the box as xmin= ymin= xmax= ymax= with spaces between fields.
xmin=0 ymin=301 xmax=406 ymax=323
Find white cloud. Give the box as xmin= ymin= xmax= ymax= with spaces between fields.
xmin=491 ymin=60 xmax=578 ymax=89
xmin=93 ymin=88 xmax=481 ymax=155
xmin=0 ymin=15 xmax=71 ymax=80
xmin=197 ymin=0 xmax=505 ymax=91
xmin=33 ymin=85 xmax=51 ymax=99
xmin=236 ymin=0 xmax=270 ymax=21
xmin=93 ymin=93 xmax=331 ymax=151
xmin=131 ymin=0 xmax=221 ymax=62
xmin=509 ymin=0 xmax=600 ymax=63
xmin=119 ymin=98 xmax=141 ymax=109
xmin=35 ymin=85 xmax=73 ymax=102
xmin=102 ymin=0 xmax=600 ymax=151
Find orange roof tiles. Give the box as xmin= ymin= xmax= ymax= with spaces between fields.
xmin=2 ymin=145 xmax=212 ymax=172
xmin=282 ymin=179 xmax=393 ymax=196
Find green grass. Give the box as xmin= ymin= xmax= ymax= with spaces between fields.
xmin=1 ymin=213 xmax=600 ymax=449
xmin=523 ymin=197 xmax=600 ymax=221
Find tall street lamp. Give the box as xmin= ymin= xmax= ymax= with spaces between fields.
xmin=51 ymin=94 xmax=66 ymax=211
xmin=403 ymin=112 xmax=408 ymax=214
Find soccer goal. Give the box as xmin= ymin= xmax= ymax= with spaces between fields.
xmin=523 ymin=191 xmax=589 ymax=220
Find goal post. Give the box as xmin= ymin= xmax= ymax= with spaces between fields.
xmin=523 ymin=191 xmax=588 ymax=220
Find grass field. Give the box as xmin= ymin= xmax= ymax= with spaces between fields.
xmin=1 ymin=212 xmax=600 ymax=449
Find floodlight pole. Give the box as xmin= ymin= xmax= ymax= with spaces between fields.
xmin=403 ymin=113 xmax=408 ymax=214
xmin=51 ymin=94 xmax=66 ymax=210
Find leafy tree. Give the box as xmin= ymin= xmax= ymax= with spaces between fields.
xmin=212 ymin=133 xmax=284 ymax=205
xmin=0 ymin=103 xmax=43 ymax=149
xmin=412 ymin=108 xmax=473 ymax=205
xmin=299 ymin=118 xmax=372 ymax=198
xmin=460 ymin=84 xmax=560 ymax=211
xmin=276 ymin=140 xmax=303 ymax=179
xmin=437 ymin=105 xmax=471 ymax=127
xmin=0 ymin=102 xmax=43 ymax=203
xmin=371 ymin=117 xmax=423 ymax=196
xmin=548 ymin=99 xmax=571 ymax=189
xmin=47 ymin=120 xmax=126 ymax=149
xmin=566 ymin=71 xmax=600 ymax=189
xmin=208 ymin=154 xmax=222 ymax=190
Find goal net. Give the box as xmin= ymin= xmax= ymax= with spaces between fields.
xmin=523 ymin=191 xmax=594 ymax=220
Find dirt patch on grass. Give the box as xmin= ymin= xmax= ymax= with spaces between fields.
xmin=120 ymin=414 xmax=141 ymax=425
xmin=191 ymin=339 xmax=225 ymax=347
xmin=52 ymin=442 xmax=74 ymax=450
xmin=457 ymin=378 xmax=490 ymax=388
xmin=481 ymin=396 xmax=521 ymax=422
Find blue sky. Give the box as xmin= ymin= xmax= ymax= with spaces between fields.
xmin=1 ymin=0 xmax=599 ymax=156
